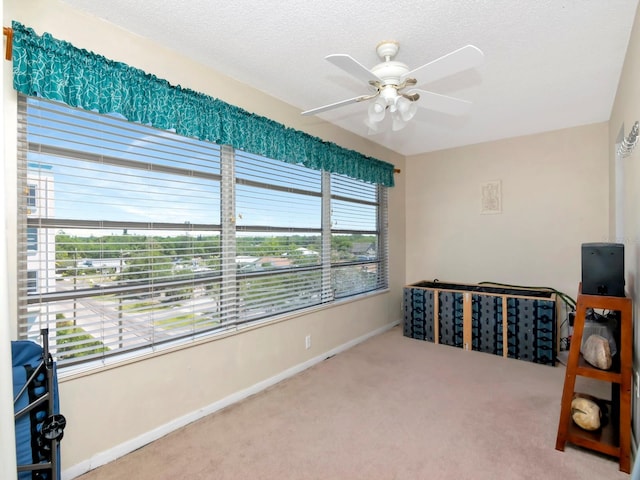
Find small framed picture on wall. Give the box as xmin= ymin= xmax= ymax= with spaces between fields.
xmin=481 ymin=180 xmax=502 ymax=214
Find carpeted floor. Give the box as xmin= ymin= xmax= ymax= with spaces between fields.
xmin=77 ymin=325 xmax=629 ymax=479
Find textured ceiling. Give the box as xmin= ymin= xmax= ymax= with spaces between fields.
xmin=60 ymin=0 xmax=639 ymax=156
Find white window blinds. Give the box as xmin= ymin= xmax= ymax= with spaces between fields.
xmin=330 ymin=174 xmax=386 ymax=298
xmin=17 ymin=95 xmax=388 ymax=366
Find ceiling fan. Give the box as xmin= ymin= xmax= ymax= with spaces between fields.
xmin=301 ymin=41 xmax=484 ymax=133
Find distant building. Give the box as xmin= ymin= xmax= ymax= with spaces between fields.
xmin=76 ymin=258 xmax=125 ymax=272
xmin=351 ymin=242 xmax=376 ymax=260
xmin=293 ymin=247 xmax=318 ymax=256
xmin=237 ymin=256 xmax=294 ymax=272
xmin=25 ymin=168 xmax=57 ymax=340
xmin=236 ymin=256 xmax=261 ymax=267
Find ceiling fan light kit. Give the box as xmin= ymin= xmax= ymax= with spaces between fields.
xmin=302 ymin=40 xmax=484 ymax=133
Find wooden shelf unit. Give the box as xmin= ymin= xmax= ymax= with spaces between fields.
xmin=555 ymin=287 xmax=632 ymax=473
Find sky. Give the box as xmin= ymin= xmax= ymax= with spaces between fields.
xmin=26 ymin=97 xmax=377 ymax=238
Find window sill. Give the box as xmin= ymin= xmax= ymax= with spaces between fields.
xmin=57 ymin=288 xmax=390 ymax=381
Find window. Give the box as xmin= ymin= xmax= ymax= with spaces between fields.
xmin=235 ymin=150 xmax=324 ymax=322
xmin=17 ymin=96 xmax=388 ymax=366
xmin=27 ymin=227 xmax=38 ymax=252
xmin=26 ymin=185 xmax=36 ymax=211
xmin=330 ymin=174 xmax=386 ymax=298
xmin=26 ymin=271 xmax=38 ymax=294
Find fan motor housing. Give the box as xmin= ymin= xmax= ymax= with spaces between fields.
xmin=371 ymin=61 xmax=409 ymax=86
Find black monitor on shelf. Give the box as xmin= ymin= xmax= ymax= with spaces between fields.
xmin=581 ymin=242 xmax=625 ymax=297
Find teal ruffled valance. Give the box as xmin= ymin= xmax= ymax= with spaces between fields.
xmin=11 ymin=21 xmax=394 ymax=187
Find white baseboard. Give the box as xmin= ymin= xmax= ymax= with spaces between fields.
xmin=62 ymin=321 xmax=398 ymax=479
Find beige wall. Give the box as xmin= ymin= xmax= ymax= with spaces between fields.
xmin=404 ymin=123 xmax=609 ymax=299
xmin=6 ymin=0 xmax=637 ymax=475
xmin=3 ymin=0 xmax=406 ymax=476
xmin=609 ymin=0 xmax=640 ymax=452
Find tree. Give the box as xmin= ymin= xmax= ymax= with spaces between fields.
xmin=122 ymin=237 xmax=173 ymax=281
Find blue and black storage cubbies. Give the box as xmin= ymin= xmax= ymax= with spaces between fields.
xmin=403 ymin=281 xmax=557 ymax=366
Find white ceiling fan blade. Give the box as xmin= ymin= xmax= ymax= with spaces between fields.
xmin=301 ymin=94 xmax=375 ymax=116
xmin=325 ymin=54 xmax=382 ymax=84
xmin=410 ymin=89 xmax=473 ymax=115
xmin=401 ymin=45 xmax=484 ymax=85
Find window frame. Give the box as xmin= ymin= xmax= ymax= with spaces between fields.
xmin=17 ymin=95 xmax=390 ymax=367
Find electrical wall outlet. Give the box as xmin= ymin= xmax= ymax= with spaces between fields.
xmin=305 ymin=335 xmax=311 ymax=350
